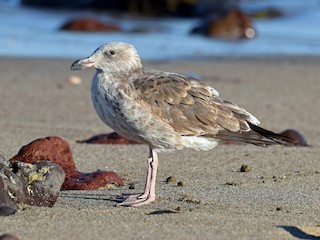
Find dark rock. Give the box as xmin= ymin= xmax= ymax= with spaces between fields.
xmin=177 ymin=181 xmax=185 ymax=187
xmin=0 ymin=162 xmax=26 ymax=214
xmin=0 ymin=234 xmax=20 ymax=240
xmin=77 ymin=132 xmax=142 ymax=145
xmin=191 ymin=8 xmax=256 ymax=39
xmin=0 ymin=159 xmax=64 ymax=215
xmin=11 ymin=161 xmax=65 ymax=207
xmin=128 ymin=183 xmax=135 ymax=189
xmin=61 ymin=18 xmax=121 ymax=32
xmin=276 ymin=206 xmax=283 ymax=211
xmin=10 ymin=136 xmax=123 ymax=190
xmin=0 ymin=191 xmax=18 ymax=216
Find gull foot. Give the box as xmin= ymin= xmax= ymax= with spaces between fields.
xmin=117 ymin=194 xmax=155 ymax=207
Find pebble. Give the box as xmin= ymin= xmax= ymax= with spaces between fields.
xmin=178 ymin=194 xmax=201 ymax=204
xmin=66 ymin=75 xmax=82 ymax=85
xmin=240 ymin=164 xmax=252 ymax=172
xmin=225 ymin=181 xmax=243 ymax=186
xmin=177 ymin=181 xmax=184 ymax=187
xmin=175 ymin=206 xmax=181 ymax=212
xmin=166 ymin=176 xmax=177 ymax=184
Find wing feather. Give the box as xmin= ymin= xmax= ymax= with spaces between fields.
xmin=131 ymin=68 xmax=259 ymax=136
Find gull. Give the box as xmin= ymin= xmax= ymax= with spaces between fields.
xmin=71 ymin=42 xmax=294 ymax=206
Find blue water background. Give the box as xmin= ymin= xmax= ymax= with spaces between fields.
xmin=0 ymin=0 xmax=320 ymax=60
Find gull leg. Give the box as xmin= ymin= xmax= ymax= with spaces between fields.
xmin=137 ymin=147 xmax=153 ymax=199
xmin=117 ymin=147 xmax=158 ymax=206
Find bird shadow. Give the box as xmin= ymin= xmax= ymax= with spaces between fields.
xmin=60 ymin=192 xmax=123 ymax=203
xmin=278 ymin=226 xmax=319 ymax=240
xmin=60 ymin=191 xmax=144 ymax=204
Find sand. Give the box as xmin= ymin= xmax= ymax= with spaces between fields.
xmin=0 ymin=56 xmax=320 ymax=239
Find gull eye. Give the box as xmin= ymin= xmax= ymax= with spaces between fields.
xmin=109 ymin=50 xmax=115 ymax=55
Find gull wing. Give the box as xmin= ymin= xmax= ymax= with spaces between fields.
xmin=131 ymin=68 xmax=259 ymax=137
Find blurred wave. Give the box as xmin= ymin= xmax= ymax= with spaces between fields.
xmin=0 ymin=0 xmax=320 ymax=60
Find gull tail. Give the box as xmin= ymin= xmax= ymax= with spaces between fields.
xmin=247 ymin=123 xmax=296 ymax=146
xmin=215 ymin=122 xmax=301 ymax=147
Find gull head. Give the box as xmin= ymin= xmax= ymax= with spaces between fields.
xmin=71 ymin=42 xmax=142 ymax=73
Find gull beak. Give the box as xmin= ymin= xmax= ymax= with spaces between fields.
xmin=71 ymin=57 xmax=95 ymax=71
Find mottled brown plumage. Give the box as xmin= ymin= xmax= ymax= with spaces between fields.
xmin=132 ymin=68 xmax=254 ymax=137
xmin=71 ymin=42 xmax=294 ymax=206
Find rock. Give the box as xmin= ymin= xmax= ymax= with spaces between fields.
xmin=63 ymin=170 xmax=123 ymax=190
xmin=279 ymin=129 xmax=309 ymax=146
xmin=0 ymin=191 xmax=18 ymax=216
xmin=10 ymin=136 xmax=123 ymax=190
xmin=11 ymin=136 xmax=75 ymax=173
xmin=0 ymin=159 xmax=65 ymax=215
xmin=240 ymin=164 xmax=252 ymax=172
xmin=77 ymin=132 xmax=142 ymax=145
xmin=60 ymin=18 xmax=121 ymax=32
xmin=166 ymin=176 xmax=177 ymax=184
xmin=0 ymin=161 xmax=26 ymax=215
xmin=11 ymin=161 xmax=65 ymax=207
xmin=0 ymin=234 xmax=19 ymax=240
xmin=177 ymin=181 xmax=185 ymax=187
xmin=191 ymin=8 xmax=256 ymax=39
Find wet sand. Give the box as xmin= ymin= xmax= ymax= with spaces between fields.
xmin=0 ymin=56 xmax=319 ymax=239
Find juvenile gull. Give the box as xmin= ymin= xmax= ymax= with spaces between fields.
xmin=71 ymin=42 xmax=294 ymax=206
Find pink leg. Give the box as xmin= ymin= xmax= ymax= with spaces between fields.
xmin=117 ymin=147 xmax=158 ymax=207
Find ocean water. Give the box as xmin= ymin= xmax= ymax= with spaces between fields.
xmin=0 ymin=0 xmax=320 ymax=60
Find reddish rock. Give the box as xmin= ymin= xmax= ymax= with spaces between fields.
xmin=64 ymin=170 xmax=123 ymax=190
xmin=10 ymin=136 xmax=123 ymax=190
xmin=191 ymin=8 xmax=256 ymax=39
xmin=61 ymin=18 xmax=121 ymax=32
xmin=11 ymin=136 xmax=75 ymax=175
xmin=77 ymin=132 xmax=142 ymax=144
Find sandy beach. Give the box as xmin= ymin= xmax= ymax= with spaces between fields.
xmin=0 ymin=56 xmax=320 ymax=239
